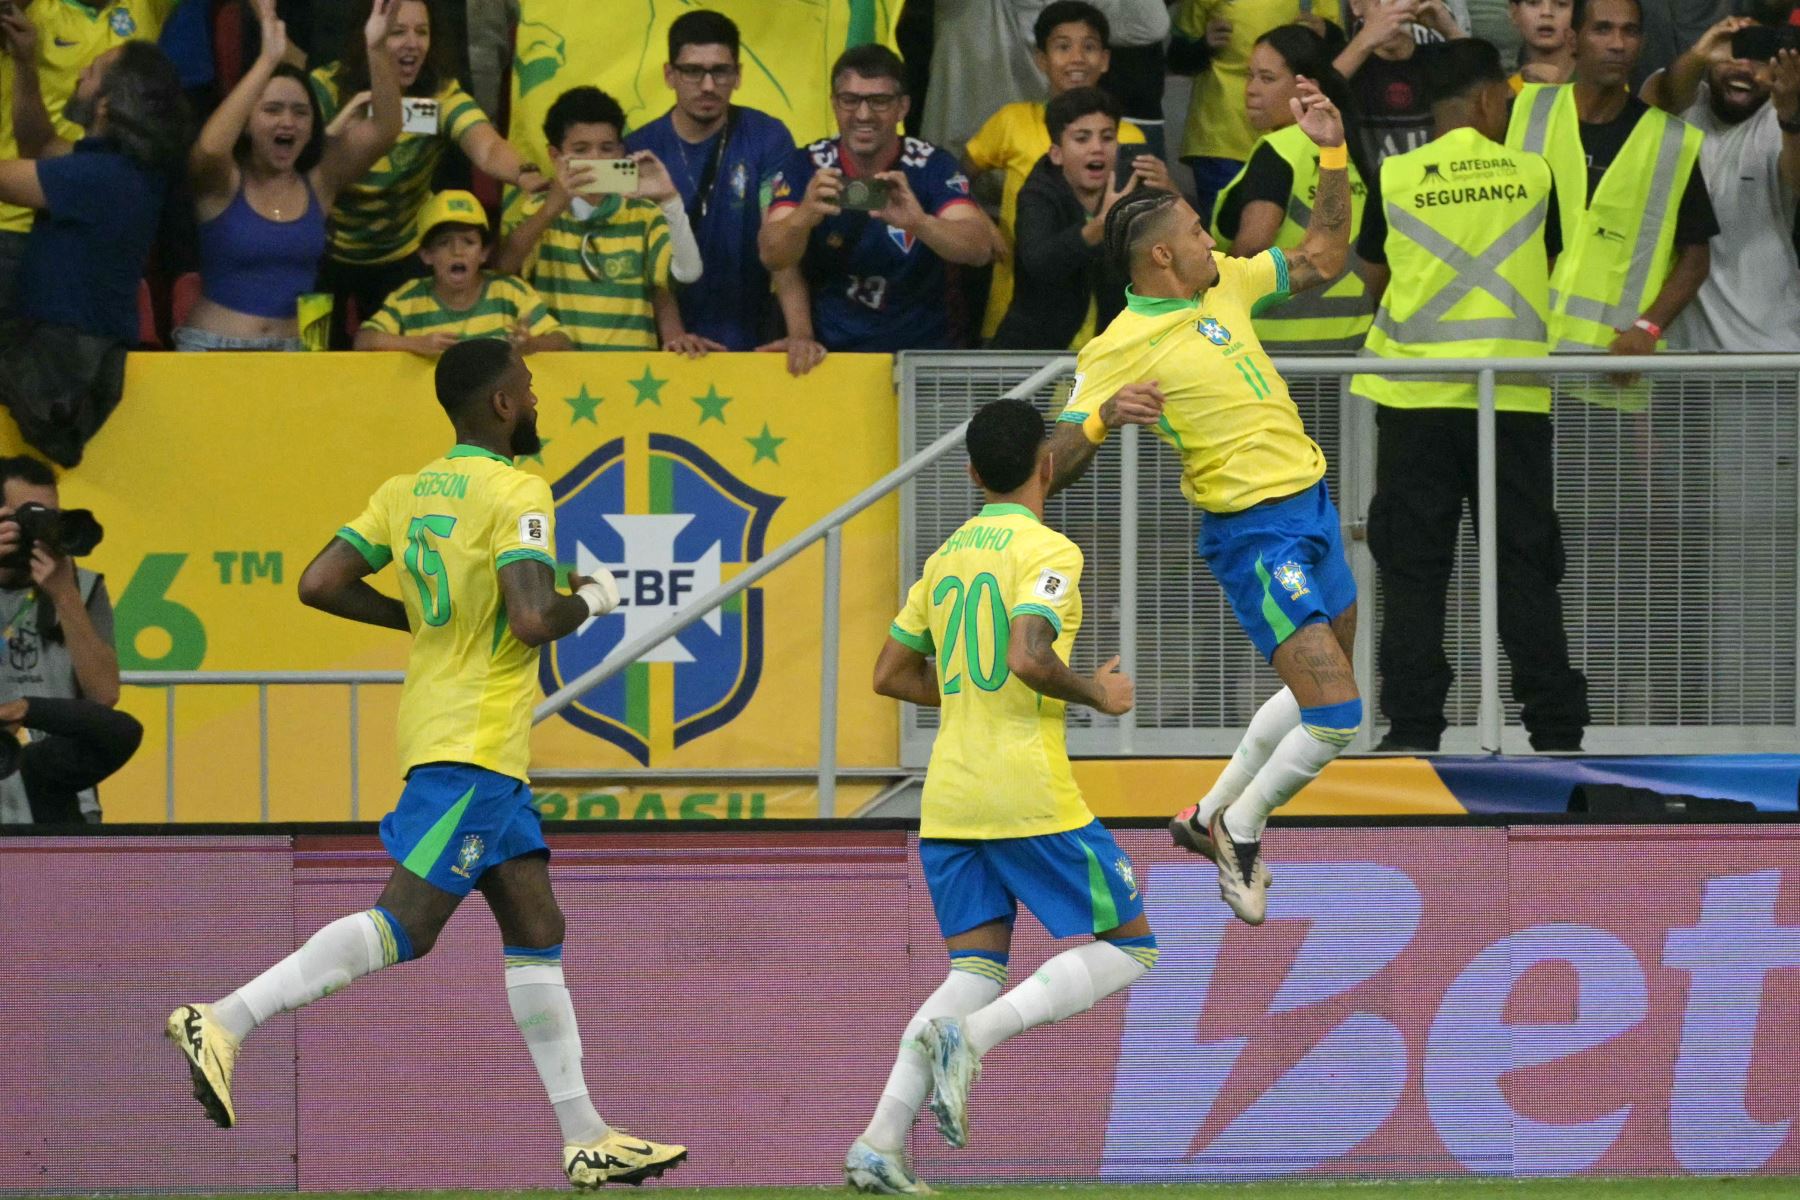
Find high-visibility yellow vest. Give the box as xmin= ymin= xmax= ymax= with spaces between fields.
xmin=1350 ymin=126 xmax=1554 ymax=413
xmin=1506 ymin=83 xmax=1703 ymax=349
xmin=1212 ymin=124 xmax=1374 ymax=352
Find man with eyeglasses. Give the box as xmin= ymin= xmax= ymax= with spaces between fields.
xmin=760 ymin=44 xmax=996 ymax=352
xmin=626 ymin=10 xmax=823 ymax=373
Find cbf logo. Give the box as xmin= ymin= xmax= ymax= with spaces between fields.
xmin=1273 ymin=561 xmax=1310 ymax=600
xmin=540 ymin=435 xmax=782 ymax=764
xmin=450 ymin=834 xmax=484 ymax=879
xmin=1197 ymin=317 xmax=1231 ymax=345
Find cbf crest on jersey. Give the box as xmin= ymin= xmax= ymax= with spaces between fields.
xmin=540 ymin=435 xmax=782 ymax=765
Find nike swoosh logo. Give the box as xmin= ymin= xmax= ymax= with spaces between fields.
xmin=54 ymin=38 xmax=79 ymax=47
xmin=1148 ymin=330 xmax=1174 ymax=346
xmin=613 ymin=1140 xmax=655 ymax=1156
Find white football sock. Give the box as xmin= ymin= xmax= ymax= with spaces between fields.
xmin=507 ymin=960 xmax=609 ymax=1145
xmin=859 ymin=965 xmax=1002 ymax=1150
xmin=213 ymin=909 xmax=397 ymax=1040
xmin=1197 ymin=688 xmax=1300 ymax=828
xmin=1223 ymin=723 xmax=1347 ymax=844
xmin=964 ymin=941 xmax=1149 ymax=1057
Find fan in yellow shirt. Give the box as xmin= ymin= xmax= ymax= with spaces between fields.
xmin=1046 ymin=81 xmax=1361 ymax=929
xmin=962 ymin=2 xmax=1163 ymax=340
xmin=164 ymin=340 xmax=689 ymax=1191
xmin=845 ymin=397 xmax=1155 ymax=1193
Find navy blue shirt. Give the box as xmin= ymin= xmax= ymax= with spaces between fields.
xmin=20 ymin=139 xmax=169 ymax=342
xmin=767 ymin=135 xmax=975 ymax=352
xmin=627 ymin=105 xmax=795 ymax=350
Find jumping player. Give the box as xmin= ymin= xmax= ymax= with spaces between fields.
xmin=846 ymin=398 xmax=1157 ymax=1194
xmin=164 ymin=339 xmax=686 ymax=1189
xmin=1046 ymin=79 xmax=1357 ymax=926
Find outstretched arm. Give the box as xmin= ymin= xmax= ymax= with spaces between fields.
xmin=1283 ymin=77 xmax=1350 ymax=292
xmin=1046 ymin=381 xmax=1165 ymax=496
xmin=298 ymin=538 xmax=409 ymax=630
xmin=1005 ymin=616 xmax=1134 ymax=715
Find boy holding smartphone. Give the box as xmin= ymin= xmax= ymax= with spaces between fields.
xmin=493 ymin=86 xmax=703 ymax=351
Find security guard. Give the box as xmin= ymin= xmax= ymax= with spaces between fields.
xmin=1506 ymin=0 xmax=1715 ymax=357
xmin=1350 ymin=38 xmax=1589 ymax=753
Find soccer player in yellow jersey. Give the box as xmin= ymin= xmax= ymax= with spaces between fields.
xmin=1048 ymin=79 xmax=1358 ymax=927
xmin=164 ymin=340 xmax=685 ymax=1190
xmin=845 ymin=399 xmax=1155 ymax=1195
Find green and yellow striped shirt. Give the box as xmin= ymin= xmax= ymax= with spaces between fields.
xmin=504 ymin=194 xmax=671 ymax=350
xmin=309 ymin=71 xmax=490 ymax=265
xmin=363 ymin=272 xmax=560 ymax=342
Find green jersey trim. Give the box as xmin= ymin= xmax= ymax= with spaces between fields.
xmin=336 ymin=526 xmax=391 ymax=570
xmin=977 ymin=502 xmax=1041 ymax=523
xmin=495 ymin=548 xmax=557 ymax=571
xmin=1012 ymin=602 xmax=1063 ymax=635
xmin=1124 ymin=285 xmax=1203 ymax=316
xmin=447 ymin=444 xmax=512 ymax=463
xmin=889 ymin=623 xmax=933 ymax=654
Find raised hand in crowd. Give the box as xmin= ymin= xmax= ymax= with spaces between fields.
xmin=1 ymin=3 xmax=37 ymax=63
xmin=1124 ymin=153 xmax=1175 ymax=194
xmin=1413 ymin=0 xmax=1466 ymax=40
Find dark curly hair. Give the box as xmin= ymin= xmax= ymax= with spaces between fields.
xmin=97 ymin=41 xmax=192 ymax=174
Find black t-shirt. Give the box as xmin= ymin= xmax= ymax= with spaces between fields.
xmin=1358 ymin=167 xmax=1563 ymax=265
xmin=1351 ymin=54 xmax=1436 ymax=166
xmin=1574 ymin=95 xmax=1719 ymax=247
xmin=1214 ymin=142 xmax=1294 ymax=241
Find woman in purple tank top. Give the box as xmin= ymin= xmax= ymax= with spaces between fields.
xmin=177 ymin=0 xmax=403 ymax=351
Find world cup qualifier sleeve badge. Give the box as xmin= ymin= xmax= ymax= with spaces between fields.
xmin=539 ymin=433 xmax=783 ymax=765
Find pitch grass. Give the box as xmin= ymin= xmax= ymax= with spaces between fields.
xmin=100 ymin=1183 xmax=1799 ymax=1200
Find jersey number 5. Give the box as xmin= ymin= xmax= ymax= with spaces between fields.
xmin=403 ymin=514 xmax=458 ymax=627
xmin=932 ymin=572 xmax=1009 ymax=695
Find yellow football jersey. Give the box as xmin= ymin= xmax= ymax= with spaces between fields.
xmin=339 ymin=445 xmax=556 ymax=782
xmin=891 ymin=503 xmax=1093 ymax=840
xmin=0 ymin=0 xmax=178 ymax=233
xmin=1062 ymin=249 xmax=1326 ymax=514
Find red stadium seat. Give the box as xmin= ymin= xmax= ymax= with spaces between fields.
xmin=170 ymin=272 xmax=203 ymax=332
xmin=212 ymin=0 xmax=245 ymax=94
xmin=137 ymin=279 xmax=161 ymax=349
xmin=469 ymin=168 xmax=501 ymax=225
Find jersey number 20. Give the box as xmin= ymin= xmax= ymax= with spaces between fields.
xmin=933 ymin=572 xmax=1009 ymax=694
xmin=404 ymin=514 xmax=458 ymax=626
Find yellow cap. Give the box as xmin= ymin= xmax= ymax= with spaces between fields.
xmin=416 ymin=189 xmax=490 ymax=244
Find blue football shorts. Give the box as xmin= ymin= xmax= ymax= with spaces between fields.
xmin=1199 ymin=478 xmax=1357 ymax=662
xmin=379 ymin=762 xmax=548 ymax=896
xmin=920 ymin=819 xmax=1145 ymax=940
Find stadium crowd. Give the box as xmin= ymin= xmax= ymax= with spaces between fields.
xmin=0 ymin=0 xmax=1795 ymax=818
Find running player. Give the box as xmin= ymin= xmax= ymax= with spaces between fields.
xmin=1047 ymin=79 xmax=1357 ymax=927
xmin=845 ymin=398 xmax=1156 ymax=1194
xmin=164 ymin=339 xmax=686 ymax=1189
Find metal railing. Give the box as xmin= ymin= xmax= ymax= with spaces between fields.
xmin=120 ymin=670 xmax=403 ymax=821
xmin=530 ymin=357 xmax=1073 ymax=815
xmin=903 ymin=352 xmax=1800 ymax=759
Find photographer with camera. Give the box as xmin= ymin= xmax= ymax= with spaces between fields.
xmin=0 ymin=454 xmax=138 ymax=826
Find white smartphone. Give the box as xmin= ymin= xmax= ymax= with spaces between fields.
xmin=567 ymin=158 xmax=639 ymax=194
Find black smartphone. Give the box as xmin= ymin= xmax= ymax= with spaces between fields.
xmin=841 ymin=178 xmax=892 ymax=211
xmin=1730 ymin=24 xmax=1799 ymax=62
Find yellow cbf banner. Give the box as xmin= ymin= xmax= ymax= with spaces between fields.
xmin=12 ymin=353 xmax=898 ymax=823
xmin=509 ymin=0 xmax=899 ymax=159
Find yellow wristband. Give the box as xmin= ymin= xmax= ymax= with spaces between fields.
xmin=1318 ymin=143 xmax=1348 ymax=170
xmin=1081 ymin=410 xmax=1108 ymax=446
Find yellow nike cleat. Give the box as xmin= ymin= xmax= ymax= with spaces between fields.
xmin=165 ymin=1003 xmax=241 ymax=1128
xmin=564 ymin=1129 xmax=688 ymax=1188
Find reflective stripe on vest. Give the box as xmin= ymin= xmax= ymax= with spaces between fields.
xmin=1554 ymin=115 xmax=1689 ymax=335
xmin=1370 ymin=201 xmax=1549 ymax=345
xmin=1212 ymin=127 xmax=1373 ymax=349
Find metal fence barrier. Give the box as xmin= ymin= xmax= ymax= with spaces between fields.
xmin=902 ymin=353 xmax=1800 ymax=760
xmin=119 ymin=352 xmax=1798 ymax=820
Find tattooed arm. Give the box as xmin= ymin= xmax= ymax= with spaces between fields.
xmin=1283 ymin=76 xmax=1352 ymax=293
xmin=1005 ymin=615 xmax=1134 ymax=715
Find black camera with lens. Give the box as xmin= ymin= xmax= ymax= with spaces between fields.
xmin=1 ymin=502 xmax=103 ymax=569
